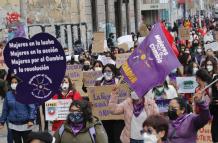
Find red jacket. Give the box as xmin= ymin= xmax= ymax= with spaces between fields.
xmin=52 ymin=90 xmax=82 ymax=131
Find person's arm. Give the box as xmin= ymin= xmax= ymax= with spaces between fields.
xmin=95 ymin=123 xmax=108 ymax=143
xmin=73 ymin=91 xmax=82 ymax=100
xmin=108 ymin=90 xmax=126 ymax=115
xmin=54 ymin=130 xmax=61 ymax=143
xmin=0 ymin=96 xmax=9 ymax=125
xmin=193 ymin=92 xmax=211 ymax=130
xmin=28 ymin=104 xmax=36 ymax=121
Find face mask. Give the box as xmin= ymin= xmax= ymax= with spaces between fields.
xmin=68 ymin=112 xmax=84 ymax=124
xmin=168 ymin=109 xmax=178 ymax=120
xmin=61 ymin=83 xmax=69 ymax=91
xmin=104 ymin=72 xmax=113 ymax=81
xmin=143 ymin=132 xmax=158 ymax=143
xmin=94 ymin=67 xmax=102 ymax=71
xmin=11 ymin=83 xmax=17 ymax=90
xmin=171 ymin=68 xmax=177 ymax=73
xmin=83 ymin=65 xmax=90 ymax=71
xmin=207 ymin=65 xmax=213 ymax=72
xmin=197 ymin=48 xmax=202 ymax=53
xmin=193 ymin=67 xmax=198 ymax=74
xmin=156 ymin=86 xmax=164 ymax=92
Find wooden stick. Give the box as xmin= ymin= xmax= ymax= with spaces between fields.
xmin=200 ymin=78 xmax=218 ymax=93
xmin=39 ymin=106 xmax=45 ymax=132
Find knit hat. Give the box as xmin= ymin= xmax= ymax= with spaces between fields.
xmin=26 ymin=132 xmax=53 ymax=143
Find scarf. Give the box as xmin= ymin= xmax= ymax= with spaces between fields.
xmin=172 ymin=113 xmax=191 ymax=129
xmin=103 ymin=78 xmax=116 ymax=85
xmin=133 ymin=99 xmax=144 ymax=117
xmin=70 ymin=123 xmax=84 ymax=135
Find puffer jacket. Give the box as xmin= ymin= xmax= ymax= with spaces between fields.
xmin=109 ymin=95 xmax=159 ymax=143
xmin=54 ymin=117 xmax=108 ymax=143
xmin=0 ymin=91 xmax=35 ymax=125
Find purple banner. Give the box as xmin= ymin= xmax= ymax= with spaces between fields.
xmin=120 ymin=23 xmax=181 ymax=97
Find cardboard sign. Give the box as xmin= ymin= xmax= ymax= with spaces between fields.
xmin=65 ymin=64 xmax=83 ymax=82
xmin=197 ymin=122 xmax=212 ymax=143
xmin=92 ymin=32 xmax=104 ymax=53
xmin=204 ymin=42 xmax=218 ymax=51
xmin=83 ymin=71 xmax=102 ymax=87
xmin=87 ymin=85 xmax=130 ymax=120
xmin=0 ymin=43 xmax=6 ymax=69
xmin=3 ymin=33 xmax=66 ymax=104
xmin=155 ymin=99 xmax=170 ymax=113
xmin=176 ymin=77 xmax=198 ymax=93
xmin=118 ymin=43 xmax=129 ymax=52
xmin=97 ymin=55 xmax=115 ymax=65
xmin=45 ymin=99 xmax=72 ymax=121
xmin=179 ymin=27 xmax=190 ymax=40
xmin=139 ymin=24 xmax=149 ymax=37
xmin=215 ymin=31 xmax=218 ymax=42
xmin=116 ymin=53 xmax=131 ymax=68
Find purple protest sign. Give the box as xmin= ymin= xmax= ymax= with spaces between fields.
xmin=120 ymin=23 xmax=181 ymax=97
xmin=4 ymin=33 xmax=66 ymax=104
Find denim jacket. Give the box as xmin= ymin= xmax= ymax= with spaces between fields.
xmin=0 ymin=91 xmax=35 ymax=125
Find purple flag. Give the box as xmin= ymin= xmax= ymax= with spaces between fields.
xmin=120 ymin=23 xmax=181 ymax=97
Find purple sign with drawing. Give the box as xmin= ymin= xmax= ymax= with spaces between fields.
xmin=120 ymin=23 xmax=181 ymax=97
xmin=4 ymin=33 xmax=66 ymax=104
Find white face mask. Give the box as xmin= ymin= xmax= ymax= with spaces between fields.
xmin=131 ymin=91 xmax=139 ymax=100
xmin=143 ymin=132 xmax=158 ymax=143
xmin=197 ymin=48 xmax=202 ymax=53
xmin=104 ymin=72 xmax=113 ymax=81
xmin=207 ymin=65 xmax=213 ymax=72
xmin=156 ymin=86 xmax=164 ymax=92
xmin=11 ymin=83 xmax=17 ymax=90
xmin=61 ymin=83 xmax=69 ymax=91
xmin=94 ymin=67 xmax=102 ymax=72
xmin=193 ymin=67 xmax=198 ymax=74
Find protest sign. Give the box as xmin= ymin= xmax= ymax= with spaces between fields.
xmin=4 ymin=33 xmax=66 ymax=104
xmin=118 ymin=43 xmax=129 ymax=52
xmin=215 ymin=31 xmax=218 ymax=42
xmin=197 ymin=122 xmax=212 ymax=143
xmin=204 ymin=42 xmax=218 ymax=51
xmin=179 ymin=27 xmax=190 ymax=40
xmin=120 ymin=23 xmax=181 ymax=97
xmin=0 ymin=43 xmax=6 ymax=69
xmin=139 ymin=24 xmax=149 ymax=37
xmin=87 ymin=84 xmax=130 ymax=120
xmin=92 ymin=32 xmax=104 ymax=53
xmin=65 ymin=64 xmax=83 ymax=82
xmin=176 ymin=77 xmax=198 ymax=93
xmin=45 ymin=99 xmax=72 ymax=121
xmin=155 ymin=99 xmax=170 ymax=113
xmin=117 ymin=35 xmax=133 ymax=44
xmin=138 ymin=37 xmax=146 ymax=45
xmin=83 ymin=71 xmax=102 ymax=87
xmin=97 ymin=55 xmax=116 ymax=65
xmin=116 ymin=53 xmax=131 ymax=68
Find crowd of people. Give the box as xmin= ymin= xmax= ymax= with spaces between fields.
xmin=0 ymin=15 xmax=217 ymax=143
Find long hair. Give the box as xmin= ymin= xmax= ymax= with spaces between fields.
xmin=67 ymin=100 xmax=93 ymax=124
xmin=64 ymin=76 xmax=76 ymax=93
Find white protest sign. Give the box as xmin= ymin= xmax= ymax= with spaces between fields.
xmin=176 ymin=77 xmax=198 ymax=93
xmin=138 ymin=37 xmax=146 ymax=45
xmin=204 ymin=42 xmax=218 ymax=51
xmin=97 ymin=55 xmax=115 ymax=65
xmin=45 ymin=99 xmax=72 ymax=121
xmin=117 ymin=35 xmax=133 ymax=44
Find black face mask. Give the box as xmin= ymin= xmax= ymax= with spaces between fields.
xmin=68 ymin=112 xmax=84 ymax=124
xmin=168 ymin=109 xmax=178 ymax=120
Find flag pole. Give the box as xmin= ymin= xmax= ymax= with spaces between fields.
xmin=200 ymin=78 xmax=218 ymax=93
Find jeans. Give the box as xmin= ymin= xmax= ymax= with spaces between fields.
xmin=6 ymin=122 xmax=13 ymax=143
xmin=130 ymin=138 xmax=144 ymax=143
xmin=11 ymin=130 xmax=31 ymax=143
